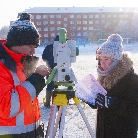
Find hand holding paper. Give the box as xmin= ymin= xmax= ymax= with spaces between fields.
xmin=75 ymin=74 xmax=107 ymax=105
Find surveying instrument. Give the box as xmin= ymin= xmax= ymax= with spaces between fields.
xmin=45 ymin=28 xmax=96 ymax=138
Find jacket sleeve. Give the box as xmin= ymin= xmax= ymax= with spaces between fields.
xmin=26 ymin=73 xmax=46 ymax=96
xmin=0 ymin=63 xmax=15 ymax=119
xmin=42 ymin=44 xmax=53 ymax=61
xmin=42 ymin=46 xmax=47 ymax=61
xmin=114 ymin=99 xmax=138 ymax=119
xmin=114 ymin=74 xmax=138 ymax=119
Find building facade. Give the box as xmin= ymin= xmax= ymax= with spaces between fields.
xmin=20 ymin=7 xmax=135 ymax=45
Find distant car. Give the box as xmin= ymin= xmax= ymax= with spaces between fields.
xmin=98 ymin=39 xmax=107 ymax=44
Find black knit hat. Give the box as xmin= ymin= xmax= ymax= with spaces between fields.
xmin=6 ymin=13 xmax=40 ymax=48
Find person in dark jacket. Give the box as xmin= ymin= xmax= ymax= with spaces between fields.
xmin=0 ymin=13 xmax=51 ymax=138
xmin=88 ymin=34 xmax=138 ymax=138
xmin=42 ymin=35 xmax=58 ymax=107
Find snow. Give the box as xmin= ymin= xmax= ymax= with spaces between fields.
xmin=35 ymin=42 xmax=138 ymax=137
xmin=23 ymin=7 xmax=135 ymax=14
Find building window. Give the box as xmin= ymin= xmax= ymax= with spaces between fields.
xmin=37 ymin=28 xmax=41 ymax=31
xmin=77 ymin=27 xmax=81 ymax=30
xmin=101 ymin=20 xmax=105 ymax=24
xmin=83 ymin=15 xmax=87 ymax=18
xmin=77 ymin=21 xmax=81 ymax=24
xmin=43 ymin=21 xmax=48 ymax=25
xmin=50 ymin=27 xmax=55 ymax=31
xmin=89 ymin=21 xmax=93 ymax=24
xmin=70 ymin=27 xmax=72 ymax=30
xmin=83 ymin=27 xmax=87 ymax=30
xmin=76 ymin=15 xmax=81 ymax=18
xmin=50 ymin=21 xmax=54 ymax=24
xmin=119 ymin=14 xmax=123 ymax=18
xmin=77 ymin=33 xmax=81 ymax=36
xmin=70 ymin=21 xmax=74 ymax=24
xmin=89 ymin=32 xmax=93 ymax=35
xmin=64 ymin=18 xmax=67 ymax=21
xmin=95 ymin=15 xmax=99 ymax=18
xmin=64 ymin=24 xmax=67 ymax=27
xmin=89 ymin=27 xmax=93 ymax=30
xmin=70 ymin=27 xmax=75 ymax=30
xmin=70 ymin=32 xmax=75 ymax=36
xmin=57 ymin=27 xmax=61 ymax=30
xmin=101 ymin=14 xmax=105 ymax=18
xmin=36 ymin=22 xmax=41 ymax=25
xmin=36 ymin=15 xmax=41 ymax=19
xmin=51 ymin=33 xmax=55 ymax=37
xmin=83 ymin=32 xmax=87 ymax=36
xmin=83 ymin=21 xmax=87 ymax=24
xmin=89 ymin=15 xmax=93 ymax=18
xmin=44 ymin=39 xmax=49 ymax=43
xmin=113 ymin=14 xmax=117 ymax=18
xmin=57 ymin=21 xmax=61 ymax=24
xmin=50 ymin=15 xmax=54 ymax=18
xmin=56 ymin=15 xmax=61 ymax=18
xmin=31 ymin=15 xmax=34 ymax=19
xmin=95 ymin=26 xmax=100 ymax=29
xmin=44 ymin=34 xmax=48 ymax=37
xmin=125 ymin=14 xmax=129 ymax=18
xmin=70 ymin=15 xmax=74 ymax=18
xmin=95 ymin=20 xmax=99 ymax=24
xmin=43 ymin=15 xmax=48 ymax=19
xmin=44 ymin=28 xmax=48 ymax=31
xmin=107 ymin=14 xmax=111 ymax=18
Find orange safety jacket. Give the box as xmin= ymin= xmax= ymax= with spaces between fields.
xmin=0 ymin=40 xmax=42 ymax=134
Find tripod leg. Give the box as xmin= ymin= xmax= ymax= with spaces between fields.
xmin=94 ymin=110 xmax=97 ymax=135
xmin=58 ymin=106 xmax=67 ymax=138
xmin=46 ymin=105 xmax=58 ymax=138
xmin=53 ymin=106 xmax=63 ymax=137
xmin=74 ymin=97 xmax=96 ymax=138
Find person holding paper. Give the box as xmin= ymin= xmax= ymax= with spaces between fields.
xmin=78 ymin=34 xmax=138 ymax=138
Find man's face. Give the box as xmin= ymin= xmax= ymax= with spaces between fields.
xmin=10 ymin=45 xmax=36 ymax=56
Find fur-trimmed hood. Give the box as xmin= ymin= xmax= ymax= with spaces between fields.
xmin=97 ymin=52 xmax=133 ymax=90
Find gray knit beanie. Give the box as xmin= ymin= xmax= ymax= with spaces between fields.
xmin=97 ymin=34 xmax=123 ymax=60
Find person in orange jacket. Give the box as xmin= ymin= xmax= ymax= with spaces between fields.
xmin=0 ymin=13 xmax=51 ymax=138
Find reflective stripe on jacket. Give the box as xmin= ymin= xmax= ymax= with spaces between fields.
xmin=0 ymin=41 xmax=41 ymax=134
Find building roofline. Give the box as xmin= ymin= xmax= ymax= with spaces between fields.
xmin=21 ymin=7 xmax=137 ymax=13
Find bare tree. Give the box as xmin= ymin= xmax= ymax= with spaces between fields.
xmin=131 ymin=13 xmax=138 ymax=41
xmin=0 ymin=26 xmax=9 ymax=39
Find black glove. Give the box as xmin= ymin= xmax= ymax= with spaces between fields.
xmin=95 ymin=93 xmax=119 ymax=108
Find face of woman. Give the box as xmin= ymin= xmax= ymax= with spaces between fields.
xmin=99 ymin=56 xmax=113 ymax=71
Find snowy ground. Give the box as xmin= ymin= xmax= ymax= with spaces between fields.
xmin=35 ymin=43 xmax=138 ymax=138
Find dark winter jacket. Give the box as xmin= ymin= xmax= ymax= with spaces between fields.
xmin=96 ymin=53 xmax=138 ymax=138
xmin=42 ymin=44 xmax=57 ymax=91
xmin=42 ymin=44 xmax=57 ymax=69
xmin=42 ymin=35 xmax=58 ymax=69
xmin=42 ymin=36 xmax=59 ymax=91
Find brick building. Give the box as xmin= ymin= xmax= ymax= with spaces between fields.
xmin=20 ymin=7 xmax=134 ymax=45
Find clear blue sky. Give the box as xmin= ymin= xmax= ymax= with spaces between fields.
xmin=0 ymin=0 xmax=137 ymax=29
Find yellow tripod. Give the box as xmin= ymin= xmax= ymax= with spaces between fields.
xmin=45 ymin=89 xmax=96 ymax=138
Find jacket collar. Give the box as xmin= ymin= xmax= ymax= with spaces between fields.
xmin=97 ymin=52 xmax=133 ymax=90
xmin=0 ymin=40 xmax=26 ymax=72
xmin=1 ymin=41 xmax=26 ymax=63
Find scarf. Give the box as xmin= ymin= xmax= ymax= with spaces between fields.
xmin=97 ymin=60 xmax=119 ymax=76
